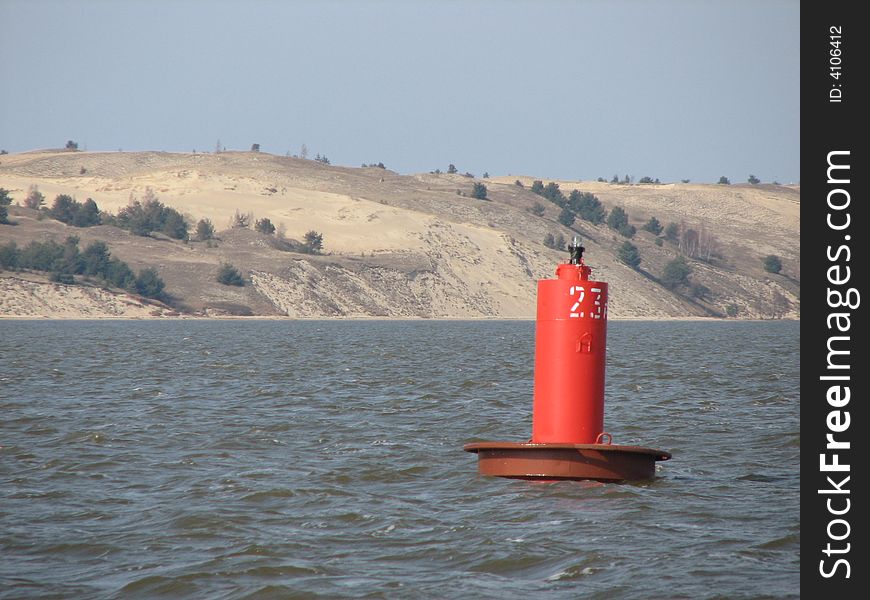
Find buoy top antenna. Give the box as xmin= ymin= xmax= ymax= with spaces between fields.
xmin=568 ymin=235 xmax=584 ymax=265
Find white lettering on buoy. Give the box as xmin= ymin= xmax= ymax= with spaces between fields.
xmin=569 ymin=286 xmax=585 ymax=318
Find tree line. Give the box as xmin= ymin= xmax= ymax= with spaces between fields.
xmin=0 ymin=236 xmax=166 ymax=300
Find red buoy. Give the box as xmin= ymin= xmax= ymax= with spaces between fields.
xmin=532 ymin=260 xmax=607 ymax=444
xmin=464 ymin=237 xmax=670 ymax=481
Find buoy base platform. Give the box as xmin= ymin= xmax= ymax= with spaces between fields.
xmin=463 ymin=442 xmax=671 ymax=482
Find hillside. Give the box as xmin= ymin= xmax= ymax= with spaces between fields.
xmin=0 ymin=150 xmax=799 ymax=319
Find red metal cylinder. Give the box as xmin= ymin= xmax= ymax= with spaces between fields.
xmin=531 ymin=262 xmax=608 ymax=444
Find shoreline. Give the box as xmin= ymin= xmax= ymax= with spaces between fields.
xmin=0 ymin=314 xmax=799 ymax=322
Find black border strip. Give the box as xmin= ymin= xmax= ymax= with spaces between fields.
xmin=802 ymin=3 xmax=866 ymax=596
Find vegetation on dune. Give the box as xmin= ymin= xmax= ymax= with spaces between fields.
xmin=557 ymin=207 xmax=575 ymax=228
xmin=471 ymin=182 xmax=488 ymax=200
xmin=606 ymin=206 xmax=636 ymax=238
xmin=0 ymin=151 xmax=798 ymax=319
xmin=528 ymin=180 xmax=607 ymax=228
xmin=664 ymin=222 xmax=680 ymax=243
xmin=763 ymin=254 xmax=782 ymax=274
xmin=303 ymin=230 xmax=324 ymax=254
xmin=568 ymin=190 xmax=606 ymax=225
xmin=0 ymin=236 xmax=166 ymax=301
xmin=255 ymin=217 xmax=276 ymax=235
xmin=543 ymin=232 xmax=566 ymax=251
xmin=195 ymin=218 xmax=215 ymax=241
xmin=642 ymin=216 xmax=663 ymax=236
xmin=108 ymin=189 xmax=188 ymax=239
xmin=661 ymin=256 xmax=692 ymax=290
xmin=617 ymin=241 xmax=641 ymax=269
xmin=0 ymin=188 xmax=11 ymax=224
xmin=49 ymin=194 xmax=101 ymax=227
xmin=217 ymin=263 xmax=245 ymax=286
xmin=25 ymin=185 xmax=46 ymax=210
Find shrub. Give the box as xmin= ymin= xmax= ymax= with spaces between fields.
xmin=748 ymin=174 xmax=760 ymax=184
xmin=65 ymin=140 xmax=79 ymax=150
xmin=530 ymin=180 xmax=544 ymax=195
xmin=80 ymin=241 xmax=111 ymax=276
xmin=0 ymin=188 xmax=10 ymax=224
xmin=619 ymin=224 xmax=636 ymax=238
xmin=73 ymin=198 xmax=101 ymax=227
xmin=303 ymin=230 xmax=324 ymax=254
xmin=664 ymin=222 xmax=680 ymax=243
xmin=196 ymin=219 xmax=215 ymax=241
xmin=471 ymin=182 xmax=488 ymax=200
xmin=681 ymin=179 xmax=690 ymax=184
xmin=642 ymin=216 xmax=663 ymax=235
xmin=762 ymin=254 xmax=782 ymax=274
xmin=19 ymin=240 xmax=66 ymax=272
xmin=255 ymin=217 xmax=276 ymax=234
xmin=231 ymin=210 xmax=252 ymax=229
xmin=544 ymin=233 xmax=566 ymax=250
xmin=567 ymin=190 xmax=606 ymax=224
xmin=104 ymin=257 xmax=136 ymax=289
xmin=655 ymin=237 xmax=664 ymax=247
xmin=557 ymin=208 xmax=575 ymax=228
xmin=482 ymin=172 xmax=489 ymax=179
xmin=606 ymin=206 xmax=629 ymax=231
xmin=25 ymin=185 xmax=45 ymax=210
xmin=514 ymin=180 xmax=524 ymax=187
xmin=725 ymin=303 xmax=740 ymax=317
xmin=541 ymin=182 xmax=567 ymax=207
xmin=161 ymin=208 xmax=188 ymax=239
xmin=529 ymin=202 xmax=546 ymax=217
xmin=115 ymin=191 xmax=187 ymax=238
xmin=49 ymin=194 xmax=78 ymax=224
xmin=447 ymin=164 xmax=458 ymax=174
xmin=717 ymin=176 xmax=730 ymax=185
xmin=617 ymin=241 xmax=641 ymax=269
xmin=662 ymin=256 xmax=691 ymax=289
xmin=251 ymin=143 xmax=260 ymax=152
xmin=9 ymin=235 xmax=140 ymax=291
xmin=135 ymin=267 xmax=167 ymax=299
xmin=0 ymin=242 xmax=19 ymax=269
xmin=607 ymin=206 xmax=635 ymax=237
xmin=217 ymin=263 xmax=245 ymax=286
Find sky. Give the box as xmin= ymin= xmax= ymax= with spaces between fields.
xmin=1 ymin=0 xmax=799 ymax=184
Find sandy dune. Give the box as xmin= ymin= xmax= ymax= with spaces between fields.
xmin=0 ymin=151 xmax=799 ymax=319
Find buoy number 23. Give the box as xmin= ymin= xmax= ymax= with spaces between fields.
xmin=568 ymin=286 xmax=606 ymax=320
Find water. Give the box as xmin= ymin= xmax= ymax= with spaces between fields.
xmin=0 ymin=320 xmax=799 ymax=599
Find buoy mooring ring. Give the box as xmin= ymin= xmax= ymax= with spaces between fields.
xmin=464 ymin=238 xmax=671 ymax=483
xmin=464 ymin=442 xmax=671 ymax=482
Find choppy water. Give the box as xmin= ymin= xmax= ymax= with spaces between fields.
xmin=0 ymin=320 xmax=799 ymax=599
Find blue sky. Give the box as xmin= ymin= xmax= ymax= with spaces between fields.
xmin=0 ymin=0 xmax=799 ymax=183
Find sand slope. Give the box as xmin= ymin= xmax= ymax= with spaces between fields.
xmin=0 ymin=150 xmax=799 ymax=319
